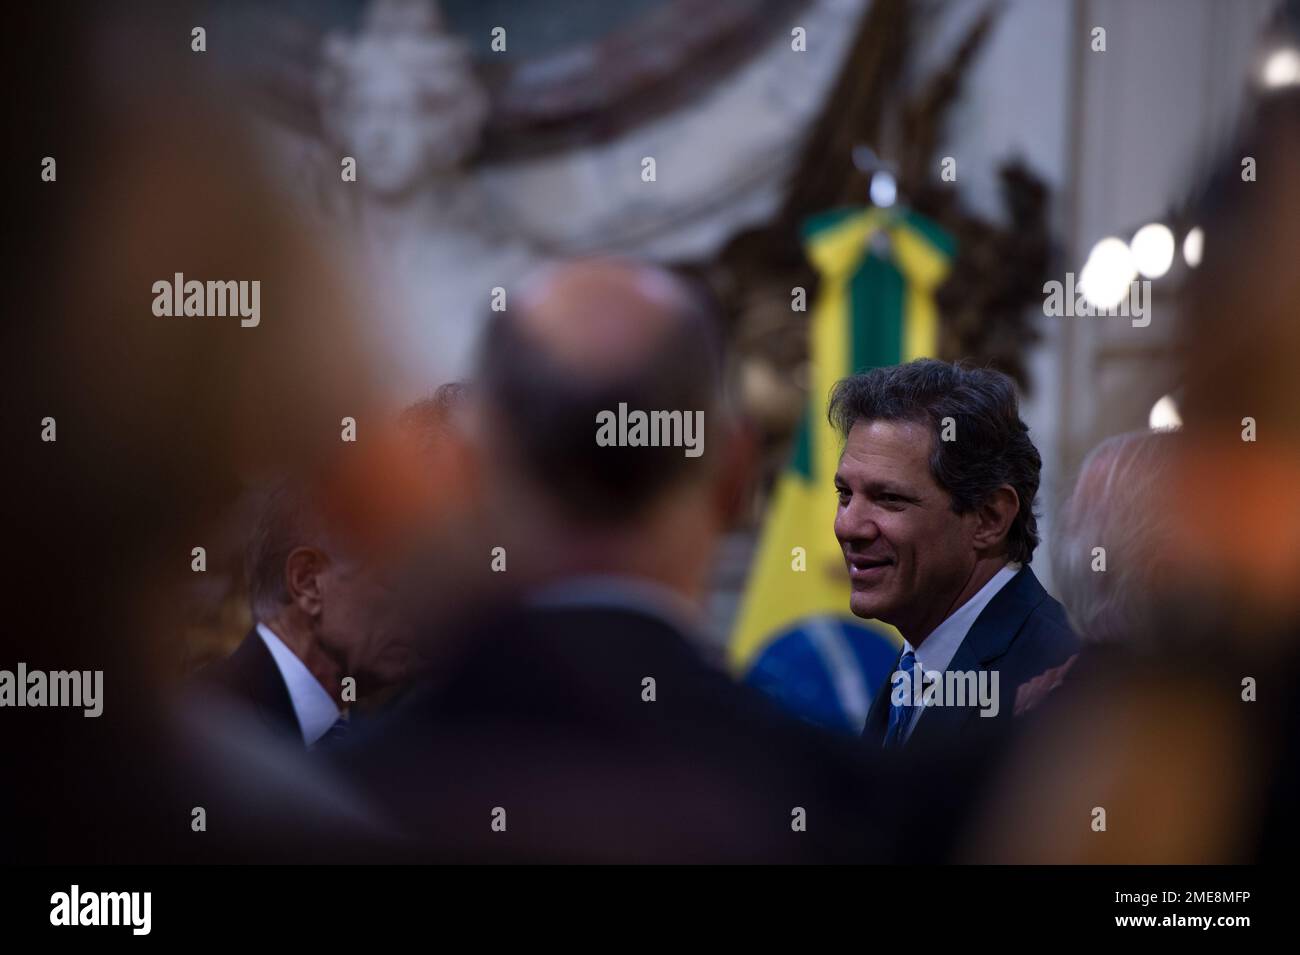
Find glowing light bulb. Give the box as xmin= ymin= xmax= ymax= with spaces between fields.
xmin=1079 ymin=237 xmax=1136 ymax=309
xmin=1131 ymin=223 xmax=1175 ymax=279
xmin=1149 ymin=394 xmax=1182 ymax=431
xmin=1183 ymin=227 xmax=1204 ymax=268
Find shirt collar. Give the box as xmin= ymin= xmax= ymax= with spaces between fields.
xmin=903 ymin=562 xmax=1022 ymax=675
xmin=255 ymin=622 xmax=341 ymax=746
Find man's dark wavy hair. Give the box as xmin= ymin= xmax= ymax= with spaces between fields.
xmin=827 ymin=359 xmax=1041 ymax=563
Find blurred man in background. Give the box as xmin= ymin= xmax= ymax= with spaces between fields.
xmin=966 ymin=81 xmax=1300 ymax=864
xmin=195 ymin=477 xmax=417 ymax=748
xmin=1013 ymin=429 xmax=1182 ymax=715
xmin=831 ymin=360 xmax=1079 ymax=749
xmin=3 ymin=0 xmax=413 ymax=861
xmin=343 ymin=259 xmax=943 ymax=862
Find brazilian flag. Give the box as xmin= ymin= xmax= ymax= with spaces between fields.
xmin=730 ymin=205 xmax=955 ymax=733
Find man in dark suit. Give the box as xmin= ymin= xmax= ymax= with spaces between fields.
xmin=341 ymin=259 xmax=959 ymax=862
xmin=828 ymin=359 xmax=1080 ymax=749
xmin=196 ymin=478 xmax=418 ymax=748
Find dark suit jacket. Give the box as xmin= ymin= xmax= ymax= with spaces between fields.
xmin=862 ymin=566 xmax=1080 ymax=749
xmin=339 ymin=598 xmax=968 ymax=863
xmin=194 ymin=629 xmax=303 ymax=744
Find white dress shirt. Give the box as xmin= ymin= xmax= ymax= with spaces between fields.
xmin=897 ymin=562 xmax=1021 ymax=743
xmin=255 ymin=622 xmax=341 ymax=746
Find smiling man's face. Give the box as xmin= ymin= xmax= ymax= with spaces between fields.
xmin=833 ymin=418 xmax=980 ymax=641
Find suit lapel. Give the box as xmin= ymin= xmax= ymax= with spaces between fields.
xmin=954 ymin=566 xmax=1048 ymax=667
xmin=907 ymin=639 xmax=982 ymax=747
xmin=860 ymin=647 xmax=901 ymax=743
xmin=907 ymin=567 xmax=1048 ymax=748
xmin=224 ymin=630 xmax=302 ymax=741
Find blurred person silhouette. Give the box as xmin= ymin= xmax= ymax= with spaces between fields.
xmin=398 ymin=382 xmax=472 ymax=458
xmin=1 ymin=0 xmax=466 ymax=861
xmin=382 ymin=381 xmax=519 ymax=699
xmin=963 ymin=76 xmax=1300 ymax=864
xmin=338 ymin=259 xmax=963 ymax=862
xmin=1013 ymin=429 xmax=1183 ymax=715
xmin=831 ymin=361 xmax=1079 ymax=750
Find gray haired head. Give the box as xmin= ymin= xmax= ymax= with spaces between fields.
xmin=1051 ymin=430 xmax=1181 ymax=645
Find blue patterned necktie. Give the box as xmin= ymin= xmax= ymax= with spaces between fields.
xmin=314 ymin=714 xmax=351 ymax=749
xmin=883 ymin=650 xmax=917 ymax=749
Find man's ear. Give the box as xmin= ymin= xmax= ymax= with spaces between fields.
xmin=284 ymin=546 xmax=328 ymax=616
xmin=972 ymin=485 xmax=1020 ymax=553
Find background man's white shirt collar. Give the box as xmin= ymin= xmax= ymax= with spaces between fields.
xmin=897 ymin=562 xmax=1021 ymax=742
xmin=255 ymin=622 xmax=341 ymax=746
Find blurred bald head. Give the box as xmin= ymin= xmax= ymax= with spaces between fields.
xmin=478 ymin=258 xmax=726 ymax=526
xmin=514 ymin=259 xmax=712 ymax=377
